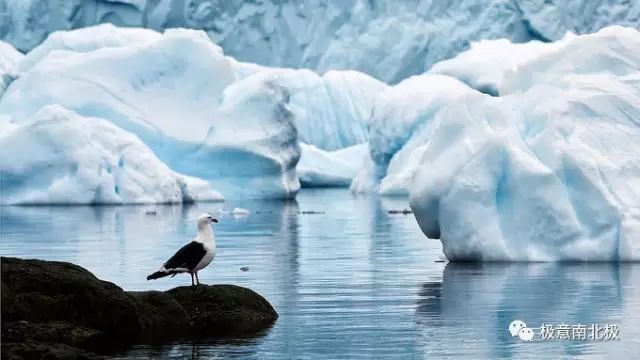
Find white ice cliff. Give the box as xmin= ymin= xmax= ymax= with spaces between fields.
xmin=1 ymin=0 xmax=638 ymax=83
xmin=407 ymin=26 xmax=640 ymax=261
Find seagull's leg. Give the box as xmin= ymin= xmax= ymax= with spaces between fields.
xmin=190 ymin=273 xmax=195 ymax=286
xmin=195 ymin=272 xmax=200 ymax=285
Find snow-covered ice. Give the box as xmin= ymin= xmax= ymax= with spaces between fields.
xmin=298 ymin=143 xmax=369 ymax=188
xmin=432 ymin=25 xmax=640 ymax=98
xmin=0 ymin=105 xmax=223 ymax=204
xmin=408 ymin=26 xmax=640 ymax=261
xmin=428 ymin=34 xmax=575 ymax=96
xmin=17 ymin=23 xmax=162 ymax=73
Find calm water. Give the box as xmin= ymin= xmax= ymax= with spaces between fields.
xmin=1 ymin=189 xmax=639 ymax=359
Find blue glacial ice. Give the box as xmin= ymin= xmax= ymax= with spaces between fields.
xmin=230 ymin=66 xmax=385 ymax=151
xmin=0 ymin=27 xmax=301 ymax=200
xmin=2 ymin=1 xmax=638 ymax=83
xmin=0 ymin=105 xmax=223 ymax=204
xmin=0 ymin=25 xmax=384 ymax=201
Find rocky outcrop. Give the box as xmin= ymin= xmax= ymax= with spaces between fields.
xmin=1 ymin=257 xmax=278 ymax=359
xmin=168 ymin=284 xmax=279 ymax=337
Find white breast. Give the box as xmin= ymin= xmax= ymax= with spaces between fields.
xmin=194 ymin=244 xmax=215 ymax=272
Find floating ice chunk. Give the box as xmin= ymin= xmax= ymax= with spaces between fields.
xmin=232 ymin=208 xmax=251 ymax=217
xmin=0 ymin=105 xmax=223 ymax=204
xmin=409 ymin=26 xmax=640 ymax=261
xmin=298 ymin=143 xmax=369 ymax=188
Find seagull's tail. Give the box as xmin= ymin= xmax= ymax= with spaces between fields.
xmin=147 ymin=269 xmax=177 ymax=280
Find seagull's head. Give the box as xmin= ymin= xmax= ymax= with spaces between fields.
xmin=197 ymin=213 xmax=218 ymax=226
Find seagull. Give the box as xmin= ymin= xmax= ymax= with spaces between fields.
xmin=147 ymin=213 xmax=217 ymax=286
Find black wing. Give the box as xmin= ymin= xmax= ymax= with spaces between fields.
xmin=164 ymin=241 xmax=207 ymax=271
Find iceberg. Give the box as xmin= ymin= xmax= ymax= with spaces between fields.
xmin=0 ymin=27 xmax=301 ymax=200
xmin=1 ymin=25 xmax=387 ymax=200
xmin=0 ymin=105 xmax=223 ymax=204
xmin=2 ymin=1 xmax=638 ymax=83
xmin=298 ymin=143 xmax=369 ymax=188
xmin=408 ymin=26 xmax=640 ymax=261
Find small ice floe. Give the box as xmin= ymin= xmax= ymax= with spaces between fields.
xmin=232 ymin=208 xmax=250 ymax=217
xmin=388 ymin=209 xmax=412 ymax=215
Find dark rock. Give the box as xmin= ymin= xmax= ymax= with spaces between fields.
xmin=145 ymin=210 xmax=157 ymax=215
xmin=1 ymin=257 xmax=278 ymax=357
xmin=168 ymin=284 xmax=278 ymax=337
xmin=1 ymin=341 xmax=103 ymax=360
xmin=300 ymin=211 xmax=325 ymax=214
xmin=127 ymin=290 xmax=190 ymax=343
xmin=1 ymin=257 xmax=142 ymax=347
xmin=240 ymin=266 xmax=250 ymax=272
xmin=2 ymin=321 xmax=106 ymax=353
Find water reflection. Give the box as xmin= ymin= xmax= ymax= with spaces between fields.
xmin=416 ymin=263 xmax=638 ymax=358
